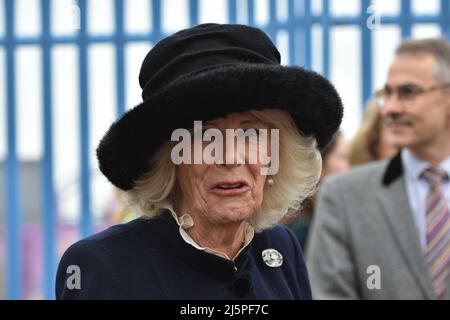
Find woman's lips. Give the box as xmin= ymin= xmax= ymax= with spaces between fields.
xmin=211 ymin=181 xmax=250 ymax=196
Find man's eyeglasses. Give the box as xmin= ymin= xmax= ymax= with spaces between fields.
xmin=375 ymin=83 xmax=450 ymax=107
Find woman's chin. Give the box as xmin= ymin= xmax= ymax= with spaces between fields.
xmin=209 ymin=204 xmax=254 ymax=224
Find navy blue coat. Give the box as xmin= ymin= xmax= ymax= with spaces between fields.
xmin=55 ymin=210 xmax=312 ymax=299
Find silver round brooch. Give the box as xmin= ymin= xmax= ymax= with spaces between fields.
xmin=262 ymin=248 xmax=283 ymax=267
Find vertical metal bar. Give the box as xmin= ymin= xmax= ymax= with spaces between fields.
xmin=401 ymin=0 xmax=412 ymax=38
xmin=189 ymin=0 xmax=199 ymax=26
xmin=115 ymin=0 xmax=125 ymax=116
xmin=41 ymin=0 xmax=57 ymax=299
xmin=287 ymin=0 xmax=295 ymax=65
xmin=361 ymin=0 xmax=373 ymax=106
xmin=247 ymin=0 xmax=254 ymax=26
xmin=441 ymin=0 xmax=450 ymax=39
xmin=303 ymin=0 xmax=312 ymax=68
xmin=78 ymin=0 xmax=92 ymax=237
xmin=228 ymin=0 xmax=237 ymax=24
xmin=5 ymin=0 xmax=22 ymax=300
xmin=268 ymin=0 xmax=277 ymax=41
xmin=322 ymin=0 xmax=330 ymax=78
xmin=151 ymin=0 xmax=162 ymax=43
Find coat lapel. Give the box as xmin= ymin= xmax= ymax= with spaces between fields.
xmin=377 ymin=152 xmax=436 ymax=299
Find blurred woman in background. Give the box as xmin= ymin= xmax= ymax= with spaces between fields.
xmin=348 ymin=98 xmax=399 ymax=166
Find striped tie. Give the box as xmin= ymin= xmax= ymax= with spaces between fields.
xmin=421 ymin=167 xmax=450 ymax=299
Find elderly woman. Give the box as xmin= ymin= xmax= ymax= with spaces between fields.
xmin=56 ymin=23 xmax=342 ymax=299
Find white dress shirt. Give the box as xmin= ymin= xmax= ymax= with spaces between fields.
xmin=401 ymin=149 xmax=450 ymax=249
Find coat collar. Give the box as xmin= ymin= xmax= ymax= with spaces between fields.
xmin=382 ymin=151 xmax=403 ymax=186
xmin=382 ymin=149 xmax=450 ymax=185
xmin=151 ymin=210 xmax=253 ymax=279
xmin=162 ymin=204 xmax=255 ymax=260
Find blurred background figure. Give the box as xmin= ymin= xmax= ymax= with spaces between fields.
xmin=307 ymin=38 xmax=450 ymax=300
xmin=322 ymin=132 xmax=351 ymax=176
xmin=348 ymin=98 xmax=399 ymax=166
xmin=286 ymin=132 xmax=350 ymax=249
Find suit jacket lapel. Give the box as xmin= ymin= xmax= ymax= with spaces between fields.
xmin=377 ymin=152 xmax=436 ymax=299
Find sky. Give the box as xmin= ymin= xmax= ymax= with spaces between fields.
xmin=0 ymin=0 xmax=444 ymax=221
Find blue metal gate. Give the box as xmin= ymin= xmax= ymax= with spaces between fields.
xmin=1 ymin=0 xmax=450 ymax=299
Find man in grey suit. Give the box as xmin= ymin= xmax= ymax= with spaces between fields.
xmin=307 ymin=38 xmax=450 ymax=299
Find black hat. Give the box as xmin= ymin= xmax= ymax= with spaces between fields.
xmin=97 ymin=23 xmax=343 ymax=191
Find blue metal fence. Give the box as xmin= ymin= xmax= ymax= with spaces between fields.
xmin=1 ymin=0 xmax=450 ymax=300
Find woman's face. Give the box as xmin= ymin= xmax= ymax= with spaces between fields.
xmin=176 ymin=112 xmax=271 ymax=226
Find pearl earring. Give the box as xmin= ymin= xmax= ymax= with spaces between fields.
xmin=266 ymin=177 xmax=274 ymax=187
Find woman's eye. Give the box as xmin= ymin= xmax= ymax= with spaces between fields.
xmin=193 ymin=129 xmax=210 ymax=136
xmin=203 ymin=128 xmax=221 ymax=139
xmin=240 ymin=128 xmax=259 ymax=137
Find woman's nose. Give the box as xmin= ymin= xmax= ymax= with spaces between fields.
xmin=219 ymin=141 xmax=245 ymax=168
xmin=219 ymin=162 xmax=242 ymax=169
